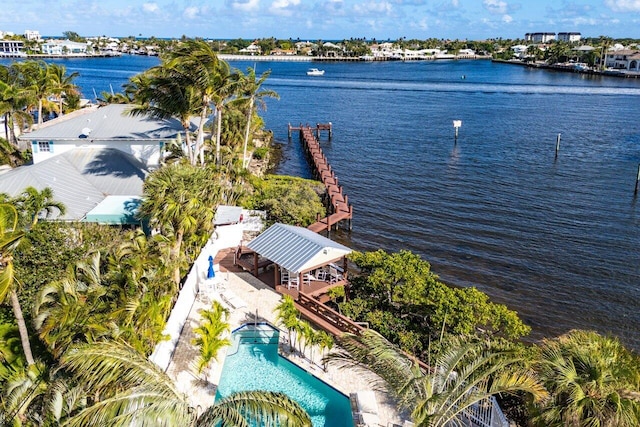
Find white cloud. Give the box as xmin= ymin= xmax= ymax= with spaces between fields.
xmin=232 ymin=0 xmax=260 ymax=12
xmin=483 ymin=0 xmax=508 ymax=15
xmin=142 ymin=3 xmax=159 ymax=13
xmin=270 ymin=0 xmax=301 ymax=16
xmin=184 ymin=6 xmax=199 ymax=19
xmin=353 ymin=1 xmax=393 ymax=15
xmin=502 ymin=14 xmax=512 ymax=23
xmin=605 ymin=0 xmax=640 ymax=12
xmin=451 ymin=0 xmax=459 ymax=7
xmin=272 ymin=0 xmax=300 ymax=8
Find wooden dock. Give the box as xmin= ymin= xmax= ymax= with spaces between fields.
xmin=288 ymin=123 xmax=353 ymax=233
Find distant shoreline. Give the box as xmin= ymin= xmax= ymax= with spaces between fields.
xmin=493 ymin=58 xmax=640 ymax=79
xmin=1 ymin=52 xmax=492 ymax=62
xmin=218 ymin=54 xmax=493 ymax=62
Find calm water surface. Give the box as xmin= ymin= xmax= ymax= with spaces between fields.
xmin=4 ymin=56 xmax=638 ymax=348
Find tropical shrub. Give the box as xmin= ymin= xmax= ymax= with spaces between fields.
xmin=242 ymin=175 xmax=325 ymax=226
xmin=341 ymin=249 xmax=531 ymax=358
xmin=532 ymin=329 xmax=640 ymax=427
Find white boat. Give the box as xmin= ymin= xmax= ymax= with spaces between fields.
xmin=306 ymin=68 xmax=325 ymax=76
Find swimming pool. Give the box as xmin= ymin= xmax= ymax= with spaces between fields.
xmin=215 ymin=324 xmax=353 ymax=427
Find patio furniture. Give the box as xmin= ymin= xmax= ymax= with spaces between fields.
xmin=329 ymin=265 xmax=344 ymax=283
xmin=303 ymin=273 xmax=313 ymax=286
xmin=315 ymin=268 xmax=328 ymax=281
xmin=288 ymin=276 xmax=299 ymax=290
xmin=350 ymin=391 xmax=380 ymax=427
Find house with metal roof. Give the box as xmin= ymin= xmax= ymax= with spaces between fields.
xmin=18 ymin=103 xmax=197 ymax=168
xmin=0 ymin=147 xmax=148 ymax=223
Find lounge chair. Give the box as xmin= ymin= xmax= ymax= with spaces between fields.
xmin=351 ymin=391 xmax=380 ymax=426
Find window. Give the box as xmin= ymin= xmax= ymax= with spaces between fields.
xmin=38 ymin=141 xmax=51 ymax=152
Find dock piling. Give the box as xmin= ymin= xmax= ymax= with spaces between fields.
xmin=635 ymin=164 xmax=640 ymax=195
xmin=555 ymin=133 xmax=561 ymax=158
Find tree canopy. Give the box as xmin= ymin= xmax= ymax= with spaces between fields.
xmin=342 ymin=250 xmax=531 ymax=357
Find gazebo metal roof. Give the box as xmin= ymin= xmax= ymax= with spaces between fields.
xmin=247 ymin=223 xmax=352 ymax=274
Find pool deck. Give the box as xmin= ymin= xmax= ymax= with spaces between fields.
xmin=165 ymin=267 xmax=408 ymax=425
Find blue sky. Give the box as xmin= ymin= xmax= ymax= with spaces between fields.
xmin=2 ymin=0 xmax=639 ymax=41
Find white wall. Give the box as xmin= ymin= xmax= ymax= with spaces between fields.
xmin=149 ymin=223 xmax=245 ymax=371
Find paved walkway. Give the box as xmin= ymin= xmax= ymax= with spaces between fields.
xmin=164 ymin=267 xmax=408 ymax=425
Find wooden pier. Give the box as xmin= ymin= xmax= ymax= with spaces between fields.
xmin=289 ymin=123 xmax=352 ymax=233
xmin=288 ymin=122 xmax=333 ymax=139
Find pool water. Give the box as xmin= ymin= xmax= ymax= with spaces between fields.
xmin=215 ymin=325 xmax=353 ymax=427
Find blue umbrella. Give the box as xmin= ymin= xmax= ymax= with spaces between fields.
xmin=207 ymin=255 xmax=215 ymax=279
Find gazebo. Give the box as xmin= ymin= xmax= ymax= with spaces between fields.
xmin=243 ymin=223 xmax=352 ymax=292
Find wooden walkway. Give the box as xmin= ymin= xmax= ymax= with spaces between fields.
xmin=288 ymin=123 xmax=353 ymax=233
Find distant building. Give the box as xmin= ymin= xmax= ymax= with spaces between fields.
xmin=604 ymin=49 xmax=640 ymax=71
xmin=24 ymin=29 xmax=41 ymax=41
xmin=41 ymin=39 xmax=88 ymax=55
xmin=557 ymin=32 xmax=581 ymax=42
xmin=0 ymin=39 xmax=26 ymax=57
xmin=525 ymin=32 xmax=556 ymax=43
xmin=239 ymin=43 xmax=261 ymax=55
xmin=511 ymin=44 xmax=529 ymax=58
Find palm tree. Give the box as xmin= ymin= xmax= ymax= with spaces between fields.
xmin=274 ymin=295 xmax=299 ymax=352
xmin=47 ymin=63 xmax=79 ymax=116
xmin=192 ymin=300 xmax=231 ymax=379
xmin=17 ymin=186 xmax=66 ymax=226
xmin=0 ymin=136 xmax=22 ymax=167
xmin=164 ymin=40 xmax=237 ymax=166
xmin=1 ymin=361 xmax=87 ymax=425
xmin=533 ymin=329 xmax=640 ymax=427
xmin=138 ymin=163 xmax=221 ymax=285
xmin=236 ymin=66 xmax=279 ymax=169
xmin=127 ymin=66 xmax=202 ymax=165
xmin=316 ymin=330 xmax=334 ymax=371
xmin=18 ymin=60 xmax=55 ymax=126
xmin=33 ymin=251 xmax=112 ymax=358
xmin=0 ymin=204 xmax=35 ymax=365
xmin=326 ymin=330 xmax=547 ymax=427
xmin=60 ymin=340 xmax=311 ymax=426
xmin=0 ymin=70 xmax=33 ymax=147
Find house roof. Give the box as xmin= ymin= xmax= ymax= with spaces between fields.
xmin=247 ymin=223 xmax=352 ymax=274
xmin=0 ymin=147 xmax=148 ymax=221
xmin=18 ymin=103 xmax=197 ymax=142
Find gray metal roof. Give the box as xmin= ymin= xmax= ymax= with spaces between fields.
xmin=18 ymin=104 xmax=197 ymax=142
xmin=0 ymin=147 xmax=148 ymax=220
xmin=247 ymin=223 xmax=352 ymax=274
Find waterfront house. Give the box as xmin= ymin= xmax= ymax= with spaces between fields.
xmin=239 ymin=43 xmax=261 ymax=55
xmin=18 ymin=103 xmax=197 ymax=168
xmin=604 ymin=49 xmax=640 ymax=71
xmin=0 ymin=39 xmax=26 ymax=57
xmin=40 ymin=39 xmax=88 ymax=56
xmin=0 ymin=147 xmax=147 ymax=223
xmin=511 ymin=45 xmax=529 ymax=58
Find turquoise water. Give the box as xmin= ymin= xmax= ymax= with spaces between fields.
xmin=215 ymin=326 xmax=353 ymax=427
